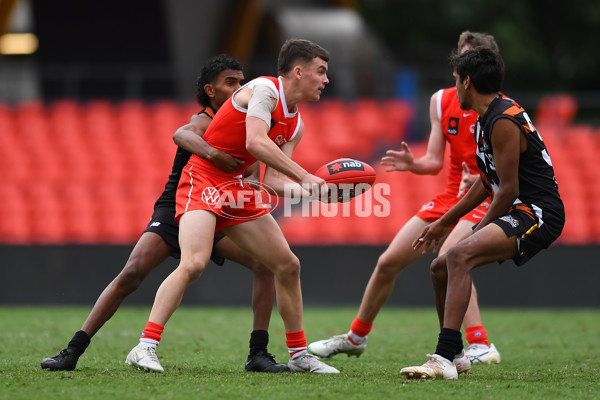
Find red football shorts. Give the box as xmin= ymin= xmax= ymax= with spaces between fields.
xmin=415 ymin=192 xmax=489 ymax=224
xmin=175 ymin=165 xmax=270 ymax=233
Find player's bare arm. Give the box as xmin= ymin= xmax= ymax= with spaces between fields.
xmin=414 ymin=177 xmax=488 ymax=253
xmin=262 ymin=130 xmax=301 ymax=195
xmin=260 ymin=125 xmax=315 ymax=199
xmin=381 ymin=92 xmax=445 ymax=175
xmin=172 ymin=114 xmax=244 ymax=173
xmin=472 ymin=118 xmax=524 ymax=233
xmin=245 ymin=117 xmax=314 ymax=183
xmin=239 ymin=85 xmax=326 ymax=196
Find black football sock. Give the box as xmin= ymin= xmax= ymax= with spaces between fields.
xmin=249 ymin=330 xmax=269 ymax=355
xmin=435 ymin=328 xmax=463 ymax=362
xmin=67 ymin=330 xmax=91 ymax=357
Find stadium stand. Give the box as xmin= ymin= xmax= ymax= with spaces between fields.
xmin=1 ymin=98 xmax=598 ymax=245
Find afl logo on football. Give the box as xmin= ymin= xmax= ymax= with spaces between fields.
xmin=202 ymin=187 xmax=220 ymax=205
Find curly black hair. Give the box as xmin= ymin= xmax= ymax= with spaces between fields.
xmin=195 ymin=54 xmax=243 ymax=106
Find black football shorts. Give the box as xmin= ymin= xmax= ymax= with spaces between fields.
xmin=144 ymin=206 xmax=225 ymax=265
xmin=493 ymin=206 xmax=564 ymax=266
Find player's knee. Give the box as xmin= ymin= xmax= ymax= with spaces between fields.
xmin=179 ymin=256 xmax=208 ymax=281
xmin=430 ymin=255 xmax=447 ymax=278
xmin=276 ymin=255 xmax=301 ymax=280
xmin=445 ymin=244 xmax=472 ymax=273
xmin=116 ymin=257 xmax=151 ymax=290
xmin=375 ymin=252 xmax=402 ymax=277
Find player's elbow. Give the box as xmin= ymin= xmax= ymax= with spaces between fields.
xmin=245 ymin=137 xmax=263 ymax=158
xmin=497 ymin=186 xmax=520 ymax=205
xmin=422 ymin=161 xmax=443 ymax=175
xmin=172 ymin=130 xmax=184 ymax=146
xmin=430 ymin=163 xmax=443 ymax=175
xmin=418 ymin=156 xmax=443 ymax=175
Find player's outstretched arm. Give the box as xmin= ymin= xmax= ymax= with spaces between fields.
xmin=173 ymin=114 xmax=244 ymax=173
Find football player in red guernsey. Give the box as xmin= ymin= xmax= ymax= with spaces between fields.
xmin=125 ymin=39 xmax=339 ymax=374
xmin=41 ymin=55 xmax=288 ymax=373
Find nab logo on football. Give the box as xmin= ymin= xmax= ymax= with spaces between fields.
xmin=328 ymin=160 xmax=365 ymax=175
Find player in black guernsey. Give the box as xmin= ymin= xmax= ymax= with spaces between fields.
xmin=401 ymin=47 xmax=565 ymax=380
xmin=474 ymin=95 xmax=565 ymax=256
xmin=41 ymin=55 xmax=288 ymax=373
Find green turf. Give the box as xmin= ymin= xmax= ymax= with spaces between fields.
xmin=1 ymin=306 xmax=599 ymax=400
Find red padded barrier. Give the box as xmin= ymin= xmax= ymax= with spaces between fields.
xmin=0 ymin=99 xmax=596 ymax=245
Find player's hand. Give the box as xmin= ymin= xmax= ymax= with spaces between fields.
xmin=413 ymin=220 xmax=451 ymax=254
xmin=207 ymin=148 xmax=245 ymax=173
xmin=322 ymin=184 xmax=355 ymax=203
xmin=381 ymin=142 xmax=413 ymax=172
xmin=457 ymin=162 xmax=478 ymax=198
xmin=299 ymin=173 xmax=329 ymax=200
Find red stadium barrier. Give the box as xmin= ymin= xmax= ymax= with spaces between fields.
xmin=0 ymin=99 xmax=597 ymax=245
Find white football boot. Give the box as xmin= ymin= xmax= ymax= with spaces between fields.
xmin=400 ymin=354 xmax=459 ymax=380
xmin=288 ymin=353 xmax=340 ymax=373
xmin=454 ymin=349 xmax=471 ymax=374
xmin=125 ymin=345 xmax=164 ymax=373
xmin=465 ymin=343 xmax=501 ymax=364
xmin=308 ymin=334 xmax=366 ymax=358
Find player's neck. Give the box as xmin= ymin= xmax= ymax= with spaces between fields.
xmin=280 ymin=76 xmax=303 ymax=111
xmin=473 ymin=93 xmax=500 ymax=116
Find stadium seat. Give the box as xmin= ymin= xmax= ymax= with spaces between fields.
xmin=0 ymin=184 xmax=32 ymax=243
xmin=2 ymin=98 xmax=598 ymax=247
xmin=536 ymin=94 xmax=578 ymax=127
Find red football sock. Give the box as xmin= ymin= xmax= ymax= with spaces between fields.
xmin=286 ymin=330 xmax=307 ymax=358
xmin=465 ymin=325 xmax=489 ymax=346
xmin=141 ymin=321 xmax=164 ymax=343
xmin=348 ymin=317 xmax=373 ymax=345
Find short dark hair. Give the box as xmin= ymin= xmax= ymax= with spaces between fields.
xmin=449 ymin=46 xmax=504 ymax=94
xmin=196 ymin=54 xmax=243 ymax=106
xmin=277 ymin=38 xmax=330 ymax=76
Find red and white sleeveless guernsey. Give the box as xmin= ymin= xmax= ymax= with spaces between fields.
xmin=415 ymin=86 xmax=490 ymax=223
xmin=175 ymin=76 xmax=302 ymax=232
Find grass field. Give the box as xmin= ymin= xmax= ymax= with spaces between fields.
xmin=2 ymin=306 xmax=599 ymax=400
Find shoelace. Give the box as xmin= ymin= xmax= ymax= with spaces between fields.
xmin=424 ymin=354 xmax=445 ymax=370
xmin=329 ymin=335 xmax=348 ymax=345
xmin=466 ymin=344 xmax=487 ymax=351
xmin=146 ymin=347 xmax=160 ymax=362
xmin=256 ymin=352 xmax=278 ymax=363
xmin=57 ymin=349 xmax=71 ymax=358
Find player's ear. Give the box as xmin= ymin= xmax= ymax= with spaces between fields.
xmin=204 ymin=83 xmax=216 ymax=98
xmin=293 ymin=65 xmax=302 ymax=80
xmin=463 ymin=76 xmax=471 ymax=89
